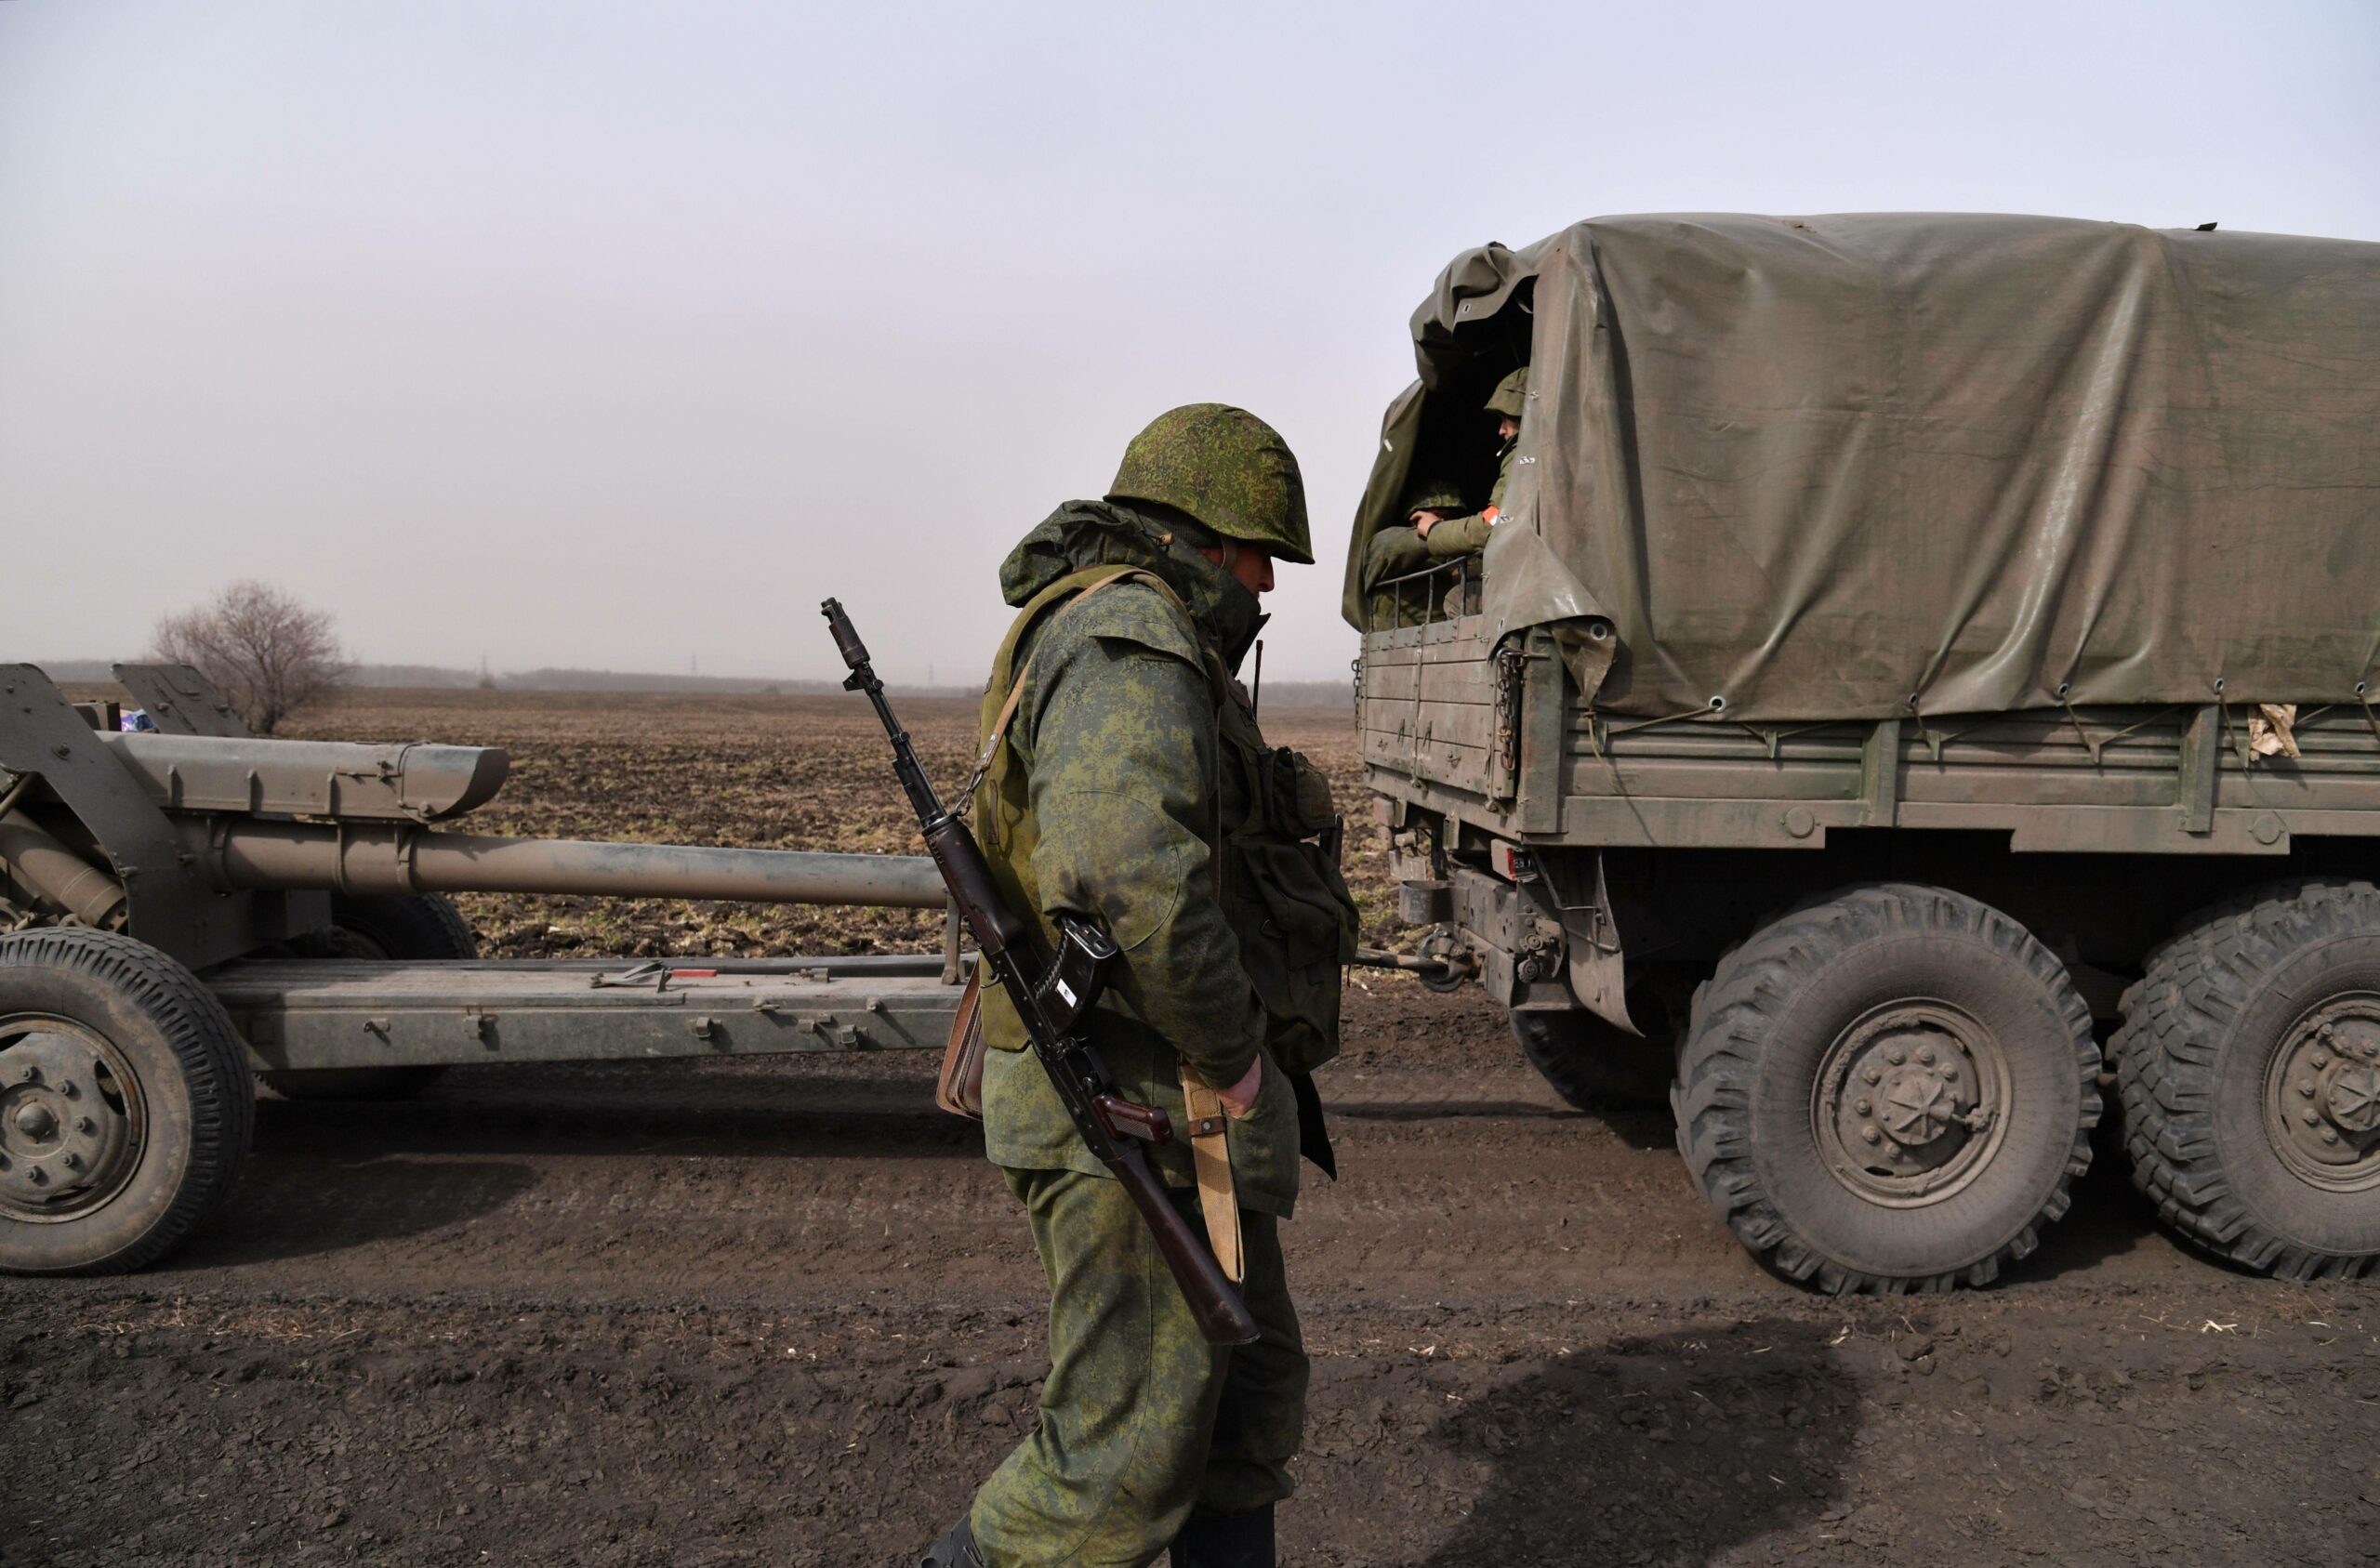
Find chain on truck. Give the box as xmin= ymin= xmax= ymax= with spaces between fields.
xmin=1348 ymin=212 xmax=2380 ymax=1293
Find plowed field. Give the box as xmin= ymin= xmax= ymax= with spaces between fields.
xmin=3 ymin=690 xmax=2375 ymax=1567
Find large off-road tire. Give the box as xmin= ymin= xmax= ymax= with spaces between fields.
xmin=2112 ymin=879 xmax=2380 ymax=1279
xmin=264 ymin=893 xmax=477 ymax=1103
xmin=0 ymin=928 xmax=255 ymax=1274
xmin=1514 ymin=1008 xmax=1674 ymax=1110
xmin=1673 ymin=883 xmax=2099 ymax=1293
xmin=1514 ymin=962 xmax=1697 ymax=1112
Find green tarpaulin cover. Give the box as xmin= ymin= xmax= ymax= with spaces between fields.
xmin=1345 ymin=214 xmax=2380 ymax=721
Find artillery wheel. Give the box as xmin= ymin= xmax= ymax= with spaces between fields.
xmin=2113 ymin=878 xmax=2380 ymax=1279
xmin=0 ymin=928 xmax=254 ymax=1274
xmin=265 ymin=893 xmax=477 ymax=1103
xmin=1673 ymin=884 xmax=2098 ymax=1293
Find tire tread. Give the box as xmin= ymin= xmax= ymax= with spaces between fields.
xmin=1672 ymin=882 xmax=2100 ymax=1295
xmin=2109 ymin=877 xmax=2380 ymax=1280
xmin=0 ymin=928 xmax=253 ymax=1274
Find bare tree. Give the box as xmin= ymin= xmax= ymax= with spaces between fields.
xmin=151 ymin=581 xmax=352 ymax=734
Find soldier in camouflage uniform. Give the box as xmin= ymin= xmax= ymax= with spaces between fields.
xmin=1358 ymin=365 xmax=1531 ymax=619
xmin=1362 ymin=476 xmax=1467 ymax=626
xmin=922 ymin=405 xmax=1357 ymax=1568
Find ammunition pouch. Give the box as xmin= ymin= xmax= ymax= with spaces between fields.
xmin=1221 ymin=704 xmax=1359 ymax=1078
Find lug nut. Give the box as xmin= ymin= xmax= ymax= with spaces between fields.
xmin=60 ymin=1153 xmax=81 ymax=1171
xmin=27 ymin=1167 xmax=46 ymax=1186
xmin=2320 ymin=1127 xmax=2342 ymax=1146
xmin=18 ymin=1064 xmax=37 ymax=1083
xmin=1860 ymin=1127 xmax=1882 ymax=1145
xmin=1919 ymin=1048 xmax=1937 ymax=1065
xmin=1944 ymin=1067 xmax=1961 ymax=1082
xmin=74 ymin=1116 xmax=95 ymax=1135
xmin=2314 ymin=1052 xmax=2332 ymax=1069
xmin=2304 ymin=1109 xmax=2322 ymax=1127
xmin=1886 ymin=1047 xmax=1908 ymax=1065
xmin=1855 ymin=1098 xmax=1873 ymax=1116
xmin=2302 ymin=1080 xmax=2319 ymax=1099
xmin=1864 ymin=1068 xmax=1883 ymax=1086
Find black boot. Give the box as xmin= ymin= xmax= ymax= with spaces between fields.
xmin=1169 ymin=1504 xmax=1275 ymax=1568
xmin=920 ymin=1513 xmax=987 ymax=1568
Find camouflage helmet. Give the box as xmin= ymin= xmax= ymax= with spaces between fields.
xmin=1485 ymin=365 xmax=1531 ymax=419
xmin=1399 ymin=477 xmax=1468 ymax=518
xmin=1107 ymin=404 xmax=1313 ymax=565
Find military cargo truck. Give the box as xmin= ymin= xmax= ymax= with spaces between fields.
xmin=1348 ymin=214 xmax=2380 ymax=1292
xmin=0 ymin=664 xmax=963 ymax=1275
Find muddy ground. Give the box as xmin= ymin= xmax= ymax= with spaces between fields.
xmin=4 ymin=691 xmax=2378 ymax=1566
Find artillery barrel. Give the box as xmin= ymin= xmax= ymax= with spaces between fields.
xmin=182 ymin=819 xmax=947 ymax=909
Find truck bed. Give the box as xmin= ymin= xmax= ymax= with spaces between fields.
xmin=1360 ymin=615 xmax=2380 ymax=855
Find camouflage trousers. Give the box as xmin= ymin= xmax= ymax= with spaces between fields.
xmin=969 ymin=1166 xmax=1307 ymax=1568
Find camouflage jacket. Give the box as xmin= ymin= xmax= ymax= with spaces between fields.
xmin=972 ymin=500 xmax=1304 ymax=1217
xmin=1416 ymin=435 xmax=1517 ymax=560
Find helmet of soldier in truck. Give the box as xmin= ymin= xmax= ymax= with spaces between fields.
xmin=1485 ymin=366 xmax=1530 ymax=419
xmin=1399 ymin=478 xmax=1469 ymax=521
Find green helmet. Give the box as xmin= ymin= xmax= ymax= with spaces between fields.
xmin=1399 ymin=478 xmax=1468 ymax=517
xmin=1107 ymin=404 xmax=1313 ymax=565
xmin=1485 ymin=365 xmax=1530 ymax=419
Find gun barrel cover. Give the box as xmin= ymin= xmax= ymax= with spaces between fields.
xmin=97 ymin=732 xmax=509 ymax=822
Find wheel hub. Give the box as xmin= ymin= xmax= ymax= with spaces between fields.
xmin=2266 ymin=1002 xmax=2380 ymax=1186
xmin=1815 ymin=1005 xmax=2008 ymax=1206
xmin=0 ymin=1025 xmax=140 ymax=1220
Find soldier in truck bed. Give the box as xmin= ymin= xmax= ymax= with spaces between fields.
xmin=1358 ymin=365 xmax=1529 ymax=614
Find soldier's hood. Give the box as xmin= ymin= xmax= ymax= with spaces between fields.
xmin=998 ymin=500 xmax=1266 ymax=670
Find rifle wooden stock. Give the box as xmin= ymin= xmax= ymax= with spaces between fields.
xmin=823 ymin=597 xmax=1261 ymax=1348
xmin=920 ymin=817 xmax=1028 ymax=958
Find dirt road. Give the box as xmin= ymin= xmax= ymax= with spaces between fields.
xmin=7 ymin=690 xmax=2376 ymax=1564
xmin=5 ymin=980 xmax=2376 ymax=1567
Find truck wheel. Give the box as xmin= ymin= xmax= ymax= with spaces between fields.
xmin=265 ymin=893 xmax=477 ymax=1103
xmin=1514 ymin=1009 xmax=1673 ymax=1110
xmin=1674 ymin=884 xmax=2098 ymax=1293
xmin=2113 ymin=879 xmax=2380 ymax=1279
xmin=1512 ymin=968 xmax=1689 ymax=1111
xmin=0 ymin=928 xmax=254 ymax=1274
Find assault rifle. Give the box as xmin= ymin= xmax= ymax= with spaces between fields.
xmin=821 ymin=598 xmax=1261 ymax=1347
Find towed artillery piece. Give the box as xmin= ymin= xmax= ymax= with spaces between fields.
xmin=0 ymin=663 xmax=963 ymax=1274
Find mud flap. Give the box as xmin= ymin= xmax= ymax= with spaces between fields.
xmin=1546 ymin=851 xmax=1635 ymax=1035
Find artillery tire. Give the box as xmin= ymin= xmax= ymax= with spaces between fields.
xmin=265 ymin=893 xmax=477 ymax=1103
xmin=1673 ymin=884 xmax=2098 ymax=1294
xmin=0 ymin=928 xmax=254 ymax=1274
xmin=2112 ymin=878 xmax=2380 ymax=1279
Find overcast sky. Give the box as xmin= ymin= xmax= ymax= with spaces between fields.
xmin=4 ymin=1 xmax=2375 ymax=685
